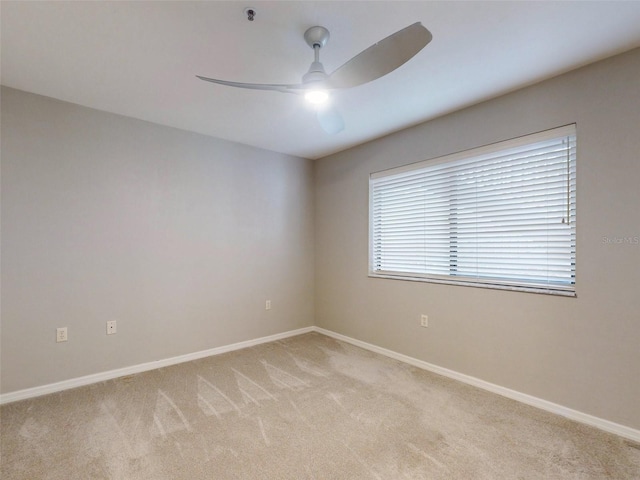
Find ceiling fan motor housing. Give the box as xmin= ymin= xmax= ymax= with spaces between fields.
xmin=303 ymin=62 xmax=328 ymax=84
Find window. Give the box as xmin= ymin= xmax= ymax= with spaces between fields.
xmin=369 ymin=125 xmax=576 ymax=296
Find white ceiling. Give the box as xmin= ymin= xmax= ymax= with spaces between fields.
xmin=2 ymin=1 xmax=640 ymax=159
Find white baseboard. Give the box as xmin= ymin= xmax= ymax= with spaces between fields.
xmin=0 ymin=326 xmax=315 ymax=405
xmin=313 ymin=327 xmax=640 ymax=443
xmin=2 ymin=324 xmax=638 ymax=443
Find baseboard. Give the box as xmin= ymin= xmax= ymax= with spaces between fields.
xmin=313 ymin=327 xmax=640 ymax=443
xmin=0 ymin=326 xmax=315 ymax=405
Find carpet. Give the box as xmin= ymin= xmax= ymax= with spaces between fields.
xmin=1 ymin=332 xmax=639 ymax=479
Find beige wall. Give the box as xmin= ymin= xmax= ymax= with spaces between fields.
xmin=1 ymin=87 xmax=315 ymax=393
xmin=315 ymin=48 xmax=640 ymax=430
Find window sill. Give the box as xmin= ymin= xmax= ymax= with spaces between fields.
xmin=368 ymin=272 xmax=576 ymax=297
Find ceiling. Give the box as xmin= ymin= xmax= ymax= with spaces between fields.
xmin=2 ymin=1 xmax=640 ymax=160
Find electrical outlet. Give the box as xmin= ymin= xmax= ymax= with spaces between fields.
xmin=56 ymin=327 xmax=68 ymax=343
xmin=106 ymin=320 xmax=117 ymax=335
xmin=265 ymin=300 xmax=272 ymax=310
xmin=420 ymin=315 xmax=429 ymax=328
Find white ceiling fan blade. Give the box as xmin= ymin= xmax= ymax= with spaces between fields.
xmin=317 ymin=105 xmax=344 ymax=135
xmin=326 ymin=22 xmax=432 ymax=90
xmin=196 ymin=75 xmax=306 ymax=94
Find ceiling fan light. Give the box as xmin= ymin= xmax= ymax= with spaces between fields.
xmin=305 ymin=89 xmax=329 ymax=105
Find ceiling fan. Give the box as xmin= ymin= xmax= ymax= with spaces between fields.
xmin=197 ymin=22 xmax=432 ymax=134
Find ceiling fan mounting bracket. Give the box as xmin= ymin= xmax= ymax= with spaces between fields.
xmin=304 ymin=26 xmax=330 ymax=49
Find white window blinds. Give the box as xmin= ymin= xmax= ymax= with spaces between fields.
xmin=370 ymin=125 xmax=576 ymax=295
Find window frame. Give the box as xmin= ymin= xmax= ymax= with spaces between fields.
xmin=368 ymin=125 xmax=577 ymax=297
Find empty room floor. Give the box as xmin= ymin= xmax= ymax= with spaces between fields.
xmin=1 ymin=333 xmax=639 ymax=479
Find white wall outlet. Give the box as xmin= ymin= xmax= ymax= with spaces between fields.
xmin=56 ymin=327 xmax=68 ymax=343
xmin=106 ymin=320 xmax=117 ymax=335
xmin=420 ymin=315 xmax=429 ymax=328
xmin=265 ymin=300 xmax=272 ymax=310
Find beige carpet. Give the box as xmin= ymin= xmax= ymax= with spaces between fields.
xmin=1 ymin=332 xmax=639 ymax=479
